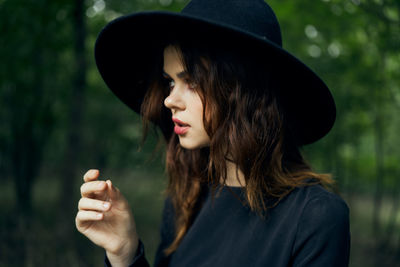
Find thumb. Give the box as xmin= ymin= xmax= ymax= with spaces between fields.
xmin=106 ymin=179 xmax=119 ymax=201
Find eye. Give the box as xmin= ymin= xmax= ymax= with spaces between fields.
xmin=185 ymin=78 xmax=197 ymax=90
xmin=162 ymin=76 xmax=175 ymax=91
xmin=168 ymin=79 xmax=175 ymax=90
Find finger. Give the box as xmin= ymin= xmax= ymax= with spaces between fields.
xmin=78 ymin=197 xmax=111 ymax=212
xmin=76 ymin=210 xmax=103 ymax=223
xmin=83 ymin=169 xmax=100 ymax=182
xmin=80 ymin=180 xmax=107 ymax=198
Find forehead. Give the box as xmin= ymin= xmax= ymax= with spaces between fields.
xmin=163 ymin=45 xmax=183 ymax=71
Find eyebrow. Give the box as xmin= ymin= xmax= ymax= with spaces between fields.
xmin=162 ymin=70 xmax=189 ymax=79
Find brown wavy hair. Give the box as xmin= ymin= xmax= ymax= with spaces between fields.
xmin=141 ymin=40 xmax=333 ymax=255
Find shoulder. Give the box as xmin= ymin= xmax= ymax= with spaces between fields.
xmin=294 ymin=185 xmax=349 ymax=224
xmin=287 ymin=184 xmax=350 ymax=245
xmin=262 ymin=184 xmax=350 ymax=237
xmin=274 ymin=184 xmax=349 ymax=230
xmin=268 ymin=184 xmax=349 ymax=234
xmin=281 ymin=184 xmax=347 ymax=211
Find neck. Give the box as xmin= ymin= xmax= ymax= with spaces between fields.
xmin=224 ymin=160 xmax=246 ymax=187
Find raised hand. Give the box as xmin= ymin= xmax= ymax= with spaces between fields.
xmin=75 ymin=169 xmax=139 ymax=266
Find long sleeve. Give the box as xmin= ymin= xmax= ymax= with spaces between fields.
xmin=290 ymin=192 xmax=350 ymax=267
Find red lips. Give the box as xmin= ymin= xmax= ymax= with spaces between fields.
xmin=172 ymin=118 xmax=190 ymax=135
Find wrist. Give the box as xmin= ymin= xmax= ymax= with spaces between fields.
xmin=106 ymin=238 xmax=139 ymax=267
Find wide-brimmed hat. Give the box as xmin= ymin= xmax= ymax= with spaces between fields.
xmin=95 ymin=0 xmax=336 ymax=145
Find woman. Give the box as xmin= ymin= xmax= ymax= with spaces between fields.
xmin=76 ymin=0 xmax=350 ymax=266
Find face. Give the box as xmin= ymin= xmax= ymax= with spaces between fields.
xmin=163 ymin=46 xmax=211 ymax=149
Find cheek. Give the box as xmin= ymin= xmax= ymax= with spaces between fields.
xmin=188 ymin=91 xmax=210 ymax=137
xmin=191 ymin=94 xmax=205 ymax=120
xmin=195 ymin=103 xmax=204 ymax=122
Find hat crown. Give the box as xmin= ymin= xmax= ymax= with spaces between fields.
xmin=182 ymin=0 xmax=282 ymax=47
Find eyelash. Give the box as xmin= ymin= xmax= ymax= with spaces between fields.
xmin=162 ymin=77 xmax=175 ymax=91
xmin=163 ymin=77 xmax=196 ymax=91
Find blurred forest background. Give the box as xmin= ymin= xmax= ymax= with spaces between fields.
xmin=0 ymin=0 xmax=399 ymax=266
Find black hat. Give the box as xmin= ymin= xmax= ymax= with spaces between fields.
xmin=95 ymin=0 xmax=336 ymax=145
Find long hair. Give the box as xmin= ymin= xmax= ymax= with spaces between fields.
xmin=141 ymin=40 xmax=333 ymax=255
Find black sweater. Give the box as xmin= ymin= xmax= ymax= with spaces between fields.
xmin=106 ymin=184 xmax=350 ymax=267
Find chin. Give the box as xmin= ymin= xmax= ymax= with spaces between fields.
xmin=178 ymin=137 xmax=210 ymax=150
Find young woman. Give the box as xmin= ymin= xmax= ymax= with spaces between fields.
xmin=76 ymin=0 xmax=350 ymax=266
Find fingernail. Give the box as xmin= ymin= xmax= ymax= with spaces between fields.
xmin=97 ymin=213 xmax=103 ymax=218
xmin=103 ymin=202 xmax=110 ymax=209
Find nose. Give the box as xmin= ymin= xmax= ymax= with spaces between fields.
xmin=164 ymin=86 xmax=185 ymax=112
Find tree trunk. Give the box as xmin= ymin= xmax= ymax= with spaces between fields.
xmin=372 ymin=53 xmax=386 ymax=267
xmin=59 ymin=0 xmax=87 ymax=218
xmin=372 ymin=105 xmax=384 ymax=237
xmin=12 ymin=45 xmax=46 ymax=217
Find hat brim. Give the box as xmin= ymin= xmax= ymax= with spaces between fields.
xmin=95 ymin=11 xmax=336 ymax=145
